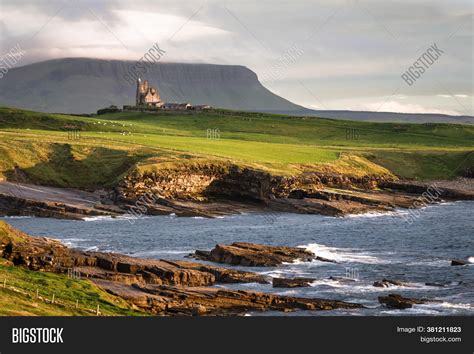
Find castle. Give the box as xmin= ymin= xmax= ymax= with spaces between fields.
xmin=136 ymin=78 xmax=163 ymax=107
xmin=130 ymin=77 xmax=210 ymax=111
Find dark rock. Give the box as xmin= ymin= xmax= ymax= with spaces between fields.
xmin=373 ymin=278 xmax=407 ymax=288
xmin=315 ymin=256 xmax=338 ymax=263
xmin=288 ymin=189 xmax=306 ymax=199
xmin=272 ymin=277 xmax=315 ymax=288
xmin=328 ymin=276 xmax=357 ymax=283
xmin=451 ymin=259 xmax=469 ymax=266
xmin=0 ymin=221 xmax=366 ymax=315
xmin=378 ymin=294 xmax=437 ymax=309
xmin=94 ymin=280 xmax=364 ymax=316
xmin=167 ymin=260 xmax=270 ymax=284
xmin=425 ymin=282 xmax=445 ymax=287
xmin=193 ymin=242 xmax=317 ymax=266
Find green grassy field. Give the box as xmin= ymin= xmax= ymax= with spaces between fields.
xmin=0 ymin=106 xmax=472 ymax=188
xmin=0 ymin=262 xmax=146 ymax=316
xmin=0 ymin=221 xmax=144 ymax=316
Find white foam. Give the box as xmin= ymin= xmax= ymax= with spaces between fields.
xmin=62 ymin=238 xmax=89 ymax=242
xmin=380 ymin=307 xmax=440 ymax=315
xmin=436 ymin=302 xmax=473 ymax=310
xmin=345 ymin=211 xmax=400 ymax=218
xmin=404 ymin=259 xmax=448 ymax=267
xmin=118 ymin=214 xmax=152 ymax=220
xmin=468 ymin=257 xmax=474 ymax=263
xmin=299 ymin=242 xmax=384 ymax=264
xmin=131 ymin=250 xmax=192 ymax=257
xmin=84 ymin=246 xmax=99 ymax=252
xmin=83 ymin=216 xmax=114 ymax=222
xmin=439 ymin=202 xmax=455 ymax=206
xmin=61 ymin=238 xmax=89 ymax=246
xmin=310 ymin=279 xmax=345 ymax=288
xmin=308 ymin=279 xmax=440 ymax=293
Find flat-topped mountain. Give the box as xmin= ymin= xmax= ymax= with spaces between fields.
xmin=0 ymin=57 xmax=472 ymax=124
xmin=0 ymin=58 xmax=302 ymax=114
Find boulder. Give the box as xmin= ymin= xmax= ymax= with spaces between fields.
xmin=272 ymin=277 xmax=315 ymax=288
xmin=328 ymin=276 xmax=357 ymax=283
xmin=378 ymin=294 xmax=437 ymax=309
xmin=95 ymin=280 xmax=364 ymax=316
xmin=193 ymin=242 xmax=320 ymax=266
xmin=451 ymin=259 xmax=469 ymax=266
xmin=373 ymin=278 xmax=408 ymax=288
xmin=0 ymin=222 xmax=266 ymax=287
xmin=169 ymin=260 xmax=270 ymax=284
xmin=0 ymin=221 xmax=364 ymax=316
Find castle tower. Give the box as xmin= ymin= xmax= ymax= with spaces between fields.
xmin=136 ymin=78 xmax=142 ymax=105
xmin=135 ymin=77 xmax=163 ymax=107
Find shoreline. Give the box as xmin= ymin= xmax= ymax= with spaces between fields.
xmin=0 ymin=222 xmax=365 ymax=316
xmin=2 ymin=221 xmax=471 ymax=316
xmin=0 ymin=178 xmax=473 ymax=221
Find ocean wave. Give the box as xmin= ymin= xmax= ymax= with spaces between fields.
xmin=62 ymin=238 xmax=90 ymax=242
xmin=308 ymin=279 xmax=446 ymax=293
xmin=299 ymin=242 xmax=385 ymax=264
xmin=380 ymin=307 xmax=440 ymax=315
xmin=131 ymin=250 xmax=193 ymax=257
xmin=436 ymin=302 xmax=473 ymax=310
xmin=404 ymin=259 xmax=448 ymax=267
xmin=82 ymin=216 xmax=114 ymax=222
xmin=84 ymin=215 xmax=156 ymax=222
xmin=345 ymin=211 xmax=400 ymax=218
xmin=84 ymin=246 xmax=99 ymax=252
xmin=259 ymin=268 xmax=314 ymax=277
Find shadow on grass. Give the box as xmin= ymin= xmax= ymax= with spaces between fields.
xmin=5 ymin=143 xmax=152 ymax=190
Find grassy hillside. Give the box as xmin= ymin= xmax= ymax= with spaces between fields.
xmin=0 ymin=221 xmax=144 ymax=316
xmin=0 ymin=106 xmax=472 ymax=188
xmin=0 ymin=262 xmax=146 ymax=316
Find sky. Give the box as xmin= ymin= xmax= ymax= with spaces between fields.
xmin=0 ymin=0 xmax=473 ymax=115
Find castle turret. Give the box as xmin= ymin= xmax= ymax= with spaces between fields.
xmin=136 ymin=78 xmax=142 ymax=105
xmin=135 ymin=77 xmax=162 ymax=107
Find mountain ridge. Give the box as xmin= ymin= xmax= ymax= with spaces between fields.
xmin=0 ymin=57 xmax=472 ymax=124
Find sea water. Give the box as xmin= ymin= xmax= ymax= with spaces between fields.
xmin=3 ymin=201 xmax=473 ymax=316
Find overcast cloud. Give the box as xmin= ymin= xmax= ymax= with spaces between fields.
xmin=0 ymin=0 xmax=472 ymax=115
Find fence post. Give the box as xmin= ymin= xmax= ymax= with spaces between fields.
xmin=52 ymin=293 xmax=55 ymax=304
xmin=36 ymin=288 xmax=39 ymax=299
xmin=3 ymin=278 xmax=6 ymax=288
xmin=96 ymin=304 xmax=100 ymax=316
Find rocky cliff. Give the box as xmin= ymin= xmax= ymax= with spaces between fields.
xmin=0 ymin=221 xmax=364 ymax=315
xmin=115 ymin=164 xmax=473 ymax=218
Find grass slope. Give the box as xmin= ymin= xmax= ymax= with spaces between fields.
xmin=0 ymin=221 xmax=144 ymax=316
xmin=0 ymin=107 xmax=472 ymax=187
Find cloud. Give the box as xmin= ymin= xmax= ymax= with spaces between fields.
xmin=348 ymin=100 xmax=462 ymax=116
xmin=0 ymin=0 xmax=472 ymax=115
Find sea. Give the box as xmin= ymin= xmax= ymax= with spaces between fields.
xmin=2 ymin=200 xmax=473 ymax=316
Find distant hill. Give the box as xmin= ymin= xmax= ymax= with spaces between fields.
xmin=0 ymin=58 xmax=302 ymax=114
xmin=263 ymin=110 xmax=474 ymax=125
xmin=0 ymin=57 xmax=472 ymax=124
